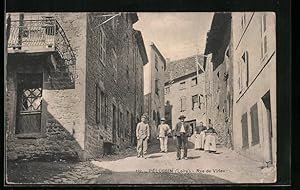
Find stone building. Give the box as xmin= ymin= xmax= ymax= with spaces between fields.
xmin=232 ymin=12 xmax=276 ymax=167
xmin=143 ymin=42 xmax=166 ymax=140
xmin=5 ymin=12 xmax=148 ymax=161
xmin=164 ymin=55 xmax=206 ymax=133
xmin=203 ymin=12 xmax=234 ymax=148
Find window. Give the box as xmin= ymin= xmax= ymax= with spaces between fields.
xmin=157 ymin=112 xmax=160 ymax=125
xmin=119 ymin=111 xmax=123 ymax=138
xmin=98 ymin=29 xmax=106 ymax=65
xmin=126 ymin=65 xmax=130 ymax=90
xmin=250 ymin=103 xmax=260 ymax=145
xmin=126 ymin=65 xmax=129 ymax=79
xmin=165 ymin=86 xmax=170 ymax=95
xmin=180 ymin=97 xmax=187 ymax=112
xmin=112 ymin=49 xmax=117 ymax=82
xmin=199 ymin=94 xmax=205 ymax=109
xmin=155 ymin=54 xmax=158 ymax=70
xmin=96 ymin=84 xmax=108 ymax=127
xmin=242 ymin=51 xmax=249 ymax=88
xmin=155 ymin=79 xmax=159 ymax=95
xmin=261 ymin=14 xmax=268 ymax=59
xmin=192 ymin=94 xmax=199 ymax=110
xmin=126 ymin=111 xmax=130 ymax=138
xmin=112 ymin=104 xmax=117 ymax=143
xmin=102 ymin=92 xmax=108 ymax=129
xmin=96 ymin=85 xmax=101 ymax=124
xmin=238 ymin=51 xmax=249 ymax=93
xmin=179 ymin=81 xmax=186 ymax=90
xmin=241 ymin=13 xmax=246 ymax=30
xmin=241 ymin=112 xmax=249 ymax=149
xmin=217 ymin=71 xmax=220 ymax=79
xmin=191 ymin=77 xmax=198 ymax=86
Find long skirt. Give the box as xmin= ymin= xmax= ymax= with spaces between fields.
xmin=199 ymin=131 xmax=206 ymax=149
xmin=204 ymin=134 xmax=216 ymax=152
xmin=193 ymin=134 xmax=201 ymax=149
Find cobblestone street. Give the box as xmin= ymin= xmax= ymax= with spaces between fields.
xmin=42 ymin=162 xmax=110 ymax=184
xmin=7 ymin=139 xmax=275 ymax=184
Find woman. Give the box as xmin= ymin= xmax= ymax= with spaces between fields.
xmin=204 ymin=123 xmax=217 ymax=153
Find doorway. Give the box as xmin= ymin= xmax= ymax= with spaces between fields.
xmin=262 ymin=91 xmax=273 ymax=165
xmin=112 ymin=104 xmax=117 ymax=143
xmin=186 ymin=119 xmax=196 ymax=135
xmin=16 ymin=73 xmax=43 ymax=135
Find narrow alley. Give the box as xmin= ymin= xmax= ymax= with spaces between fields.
xmin=5 ymin=12 xmax=278 ymax=185
xmin=87 ymin=139 xmax=275 ymax=184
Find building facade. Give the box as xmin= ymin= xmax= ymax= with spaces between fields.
xmin=5 ymin=12 xmax=147 ymax=161
xmin=164 ymin=56 xmax=206 ymax=133
xmin=232 ymin=12 xmax=276 ymax=166
xmin=203 ymin=13 xmax=234 ymax=148
xmin=143 ymin=42 xmax=166 ymax=140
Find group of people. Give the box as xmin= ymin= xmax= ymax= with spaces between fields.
xmin=135 ymin=114 xmax=217 ymax=160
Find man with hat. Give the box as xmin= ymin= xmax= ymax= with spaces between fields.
xmin=173 ymin=114 xmax=190 ymax=160
xmin=136 ymin=114 xmax=150 ymax=158
xmin=157 ymin=117 xmax=171 ymax=153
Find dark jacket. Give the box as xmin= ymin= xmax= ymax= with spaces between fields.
xmin=200 ymin=126 xmax=207 ymax=132
xmin=196 ymin=125 xmax=207 ymax=134
xmin=206 ymin=127 xmax=217 ymax=134
xmin=173 ymin=122 xmax=191 ymax=137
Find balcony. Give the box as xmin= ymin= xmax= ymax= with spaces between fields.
xmin=7 ymin=18 xmax=76 ymax=85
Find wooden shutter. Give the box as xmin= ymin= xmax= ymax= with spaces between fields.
xmin=250 ymin=103 xmax=260 ymax=145
xmin=96 ymin=85 xmax=101 ymax=124
xmin=241 ymin=113 xmax=249 ymax=148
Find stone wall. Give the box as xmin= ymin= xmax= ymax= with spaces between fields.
xmin=5 ymin=13 xmax=87 ymax=161
xmin=84 ymin=13 xmax=145 ymax=157
xmin=204 ymin=12 xmax=233 ymax=148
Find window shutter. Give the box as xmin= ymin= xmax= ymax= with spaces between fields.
xmin=96 ymin=85 xmax=99 ymax=123
xmin=250 ymin=103 xmax=260 ymax=145
xmin=241 ymin=113 xmax=249 ymax=148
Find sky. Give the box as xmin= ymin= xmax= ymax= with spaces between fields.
xmin=133 ymin=12 xmax=214 ymax=61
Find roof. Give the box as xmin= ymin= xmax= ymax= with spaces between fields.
xmin=165 ymin=55 xmax=204 ymax=83
xmin=129 ymin=12 xmax=138 ymax=24
xmin=150 ymin=42 xmax=166 ymax=70
xmin=134 ymin=29 xmax=148 ymax=65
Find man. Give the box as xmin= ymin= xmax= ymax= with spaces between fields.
xmin=157 ymin=118 xmax=171 ymax=153
xmin=173 ymin=115 xmax=190 ymax=160
xmin=136 ymin=115 xmax=150 ymax=158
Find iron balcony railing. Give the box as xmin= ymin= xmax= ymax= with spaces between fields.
xmin=7 ymin=19 xmax=76 ymax=82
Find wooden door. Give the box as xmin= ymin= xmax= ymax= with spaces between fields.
xmin=16 ymin=73 xmax=43 ymax=135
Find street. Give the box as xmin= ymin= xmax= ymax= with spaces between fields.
xmin=88 ymin=138 xmax=275 ymax=184
xmin=6 ymin=138 xmax=275 ymax=184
